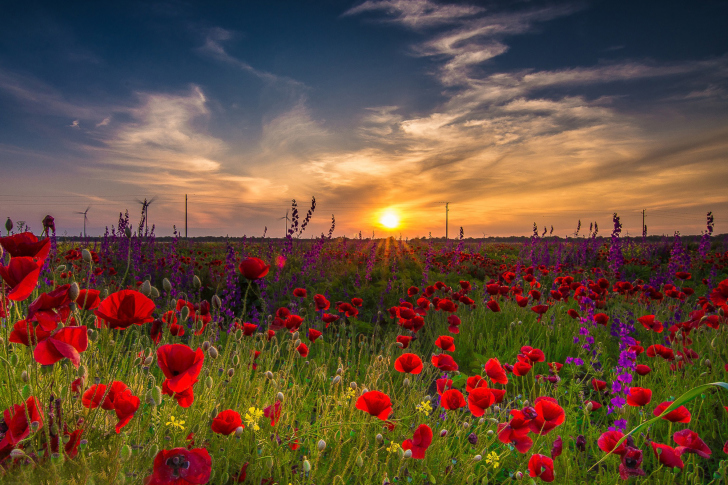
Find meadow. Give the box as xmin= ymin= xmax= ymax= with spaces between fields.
xmin=0 ymin=210 xmax=727 ymax=485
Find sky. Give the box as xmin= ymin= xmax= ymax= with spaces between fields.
xmin=1 ymin=0 xmax=727 ymax=238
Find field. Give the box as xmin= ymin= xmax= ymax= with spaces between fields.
xmin=1 ymin=212 xmax=727 ymax=484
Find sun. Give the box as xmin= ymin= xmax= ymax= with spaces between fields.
xmin=380 ymin=211 xmax=399 ymax=229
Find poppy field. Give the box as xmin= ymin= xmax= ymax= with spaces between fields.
xmin=1 ymin=211 xmax=728 ymax=485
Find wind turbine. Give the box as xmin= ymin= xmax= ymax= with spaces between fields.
xmin=136 ymin=197 xmax=157 ymax=233
xmin=74 ymin=206 xmax=90 ymax=237
xmin=277 ymin=210 xmax=290 ymax=237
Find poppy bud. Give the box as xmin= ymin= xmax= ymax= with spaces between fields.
xmin=81 ymin=249 xmax=92 ymax=264
xmin=376 ymin=433 xmax=383 ymax=443
xmin=333 ymin=376 xmax=341 ymax=385
xmin=303 ymin=458 xmax=311 ymax=472
xmin=120 ymin=444 xmax=132 ymax=462
xmin=235 ymin=426 xmax=244 ymax=437
xmin=162 ymin=278 xmax=172 ymax=293
xmin=21 ymin=371 xmax=28 ymax=383
xmin=486 ymin=430 xmax=493 ymax=436
xmin=356 ymin=454 xmax=364 ymax=467
xmin=30 ymin=421 xmax=40 ymax=432
xmin=403 ymin=378 xmax=410 ymax=387
xmin=10 ymin=449 xmax=26 ymax=459
xmin=193 ymin=275 xmax=201 ymax=288
xmin=151 ymin=286 xmax=160 ymax=298
xmin=180 ymin=306 xmax=190 ymax=322
xmin=56 ymin=264 xmax=67 ymax=272
xmin=265 ymin=371 xmax=274 ymax=379
xmin=205 ymin=376 xmax=213 ymax=389
xmin=69 ymin=282 xmax=80 ymax=302
xmin=227 ymin=368 xmax=235 ymax=378
xmin=515 ymin=471 xmax=523 ymax=480
xmin=396 ymin=342 xmax=404 ymax=348
xmin=87 ymin=329 xmax=98 ymax=342
xmin=202 ymin=341 xmax=211 ymax=352
xmin=318 ymin=439 xmax=327 ymax=451
xmin=404 ymin=449 xmax=412 ymax=458
xmin=148 ymin=444 xmax=158 ymax=457
xmin=463 ymin=421 xmax=470 ymax=428
xmin=212 ymin=294 xmax=222 ymax=310
xmin=291 ymin=331 xmax=300 ymax=341
xmin=138 ymin=280 xmax=150 ymax=297
xmin=124 ymin=227 xmax=132 ymax=238
xmin=473 ymin=454 xmax=482 ymax=462
xmin=208 ymin=346 xmax=219 ymax=359
xmin=468 ymin=433 xmax=478 ymax=445
xmin=586 ymin=401 xmax=593 ymax=411
xmin=362 ymin=387 xmax=369 ymax=394
xmin=276 ymin=392 xmax=284 ymax=402
xmin=150 ymin=386 xmax=162 ymax=405
xmin=350 ymin=382 xmax=357 ymax=390
xmin=143 ymin=355 xmax=154 ymax=366
xmin=424 ymin=395 xmax=431 ymax=401
xmin=440 ymin=430 xmax=448 ymax=437
xmin=704 ymin=359 xmax=711 ymax=366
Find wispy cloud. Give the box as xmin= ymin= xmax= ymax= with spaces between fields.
xmin=343 ymin=0 xmax=482 ymax=28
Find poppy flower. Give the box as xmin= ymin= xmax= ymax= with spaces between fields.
xmin=263 ymin=401 xmax=282 ymax=426
xmin=465 ymin=375 xmax=488 ymax=393
xmin=0 ymin=396 xmax=44 ymax=449
xmin=169 ymin=323 xmax=185 ymax=337
xmin=528 ymin=454 xmax=555 ymax=482
xmin=394 ymin=353 xmax=423 ymax=374
xmin=0 ymin=256 xmax=42 ymax=301
xmin=724 ymin=440 xmax=728 ymax=455
xmin=0 ymin=232 xmax=50 ymax=260
xmin=531 ymin=304 xmax=549 ymax=315
xmin=637 ymin=315 xmax=663 ymax=333
xmin=162 ymin=380 xmax=196 ymax=408
xmin=242 ymin=323 xmax=258 ymax=336
xmin=567 ymin=309 xmax=579 ymax=319
xmin=113 ymin=388 xmax=140 ymax=433
xmin=285 ymin=315 xmax=304 ymax=333
xmin=467 ymin=387 xmax=495 ymax=416
xmin=156 ymin=344 xmax=205 ymax=394
xmin=307 ymin=328 xmax=322 ymax=343
xmin=76 ymin=289 xmax=101 ymax=310
xmin=634 ymin=364 xmax=651 ymax=376
xmin=520 ymin=346 xmax=545 ymax=363
xmin=434 ymin=335 xmax=455 ymax=352
xmin=650 ymin=442 xmax=684 ymax=469
xmin=9 ymin=319 xmax=51 ymax=346
xmin=512 ymin=361 xmax=532 ymax=376
xmin=529 ymin=397 xmax=564 ymax=435
xmin=447 ymin=314 xmax=461 ymax=333
xmin=95 ymin=289 xmax=155 ymax=330
xmin=597 ymin=430 xmax=627 ymax=456
xmin=437 ymin=299 xmax=457 ymax=313
xmin=673 ymin=429 xmax=711 ymax=458
xmin=551 ymin=436 xmax=563 ymax=459
xmin=33 ymin=325 xmax=88 ymax=368
xmin=351 ymin=297 xmax=363 ymax=307
xmin=322 ymin=313 xmax=339 ymax=327
xmin=592 ymin=378 xmax=607 ymax=392
xmin=337 ymin=302 xmax=358 ymax=318
xmin=484 ymin=358 xmax=508 ymax=385
xmin=313 ymin=294 xmax=330 ymax=311
xmin=498 ymin=417 xmax=533 ymax=453
xmin=407 ymin=286 xmax=420 ymax=297
xmin=396 ymin=335 xmax=413 ymax=349
xmin=487 ymin=300 xmax=501 ymax=312
xmin=292 ymin=288 xmax=307 ymax=298
xmin=211 ymin=410 xmax=243 ymax=435
xmin=27 ymin=285 xmax=72 ymax=323
xmin=709 ymin=278 xmax=728 ymax=307
xmin=356 ymin=391 xmax=392 ymax=420
xmin=653 ymin=401 xmax=691 ymax=423
xmin=145 ymin=447 xmax=212 ymax=485
xmin=619 ymin=446 xmax=645 ymax=480
xmin=296 ymin=342 xmax=309 ymax=357
xmin=626 ymin=387 xmax=652 ymax=407
xmin=401 ymin=424 xmax=432 ymax=459
xmin=516 ymin=295 xmax=529 ymax=307
xmin=238 ymin=257 xmax=270 ymax=280
xmin=441 ymin=389 xmax=466 ymax=410
xmin=431 ymin=354 xmax=458 ymax=371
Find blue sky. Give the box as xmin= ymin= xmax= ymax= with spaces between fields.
xmin=1 ymin=0 xmax=726 ymax=237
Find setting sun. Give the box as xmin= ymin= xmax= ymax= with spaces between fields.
xmin=380 ymin=211 xmax=399 ymax=229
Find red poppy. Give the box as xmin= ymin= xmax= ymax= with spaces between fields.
xmin=394 ymin=353 xmax=423 ymax=374
xmin=145 ymin=447 xmax=212 ymax=485
xmin=156 ymin=344 xmax=205 ymax=394
xmin=27 ymin=284 xmax=72 ymax=323
xmin=551 ymin=436 xmax=563 ymax=459
xmin=709 ymin=278 xmax=728 ymax=306
xmin=211 ymin=410 xmax=243 ymax=435
xmin=313 ymin=294 xmax=330 ymax=311
xmin=439 ymin=389 xmax=466 ymax=410
xmin=263 ymin=401 xmax=282 ymax=426
xmin=650 ymin=442 xmax=684 ymax=469
xmin=293 ymin=288 xmax=307 ymax=298
xmin=0 ymin=256 xmax=42 ymax=301
xmin=435 ymin=378 xmax=453 ymax=396
xmin=512 ymin=361 xmax=532 ymax=376
xmin=516 ymin=295 xmax=529 ymax=307
xmin=9 ymin=319 xmax=51 ymax=346
xmin=162 ymin=380 xmax=196 ymax=408
xmin=531 ymin=304 xmax=549 ymax=315
xmin=619 ymin=446 xmax=645 ymax=480
xmin=169 ymin=323 xmax=185 ymax=337
xmin=520 ymin=346 xmax=545 ymax=363
xmin=653 ymin=401 xmax=691 ymax=423
xmin=431 ymin=354 xmax=458 ymax=371
xmin=322 ymin=313 xmax=340 ymax=327
xmin=356 ymin=391 xmax=392 ymax=420
xmin=529 ymin=397 xmax=564 ymax=435
xmin=296 ymin=342 xmax=309 ymax=357
xmin=593 ymin=313 xmax=609 ymax=326
xmin=285 ymin=315 xmax=304 ymax=332
xmin=498 ymin=410 xmax=533 ymax=453
xmin=484 ymin=358 xmax=508 ymax=385
xmin=673 ymin=429 xmax=711 ymax=458
xmin=592 ymin=378 xmax=607 ymax=392
xmin=487 ymin=300 xmax=501 ymax=312
xmin=401 ymin=424 xmax=432 ymax=459
xmin=337 ymin=302 xmax=358 ymax=318
xmin=351 ymin=297 xmax=363 ymax=307
xmin=396 ymin=335 xmax=413 ymax=349
xmin=467 ymin=387 xmax=495 ymax=416
xmin=637 ymin=315 xmax=663 ymax=333
xmin=597 ymin=430 xmax=627 ymax=456
xmin=0 ymin=396 xmax=44 ymax=449
xmin=33 ymin=325 xmax=88 ymax=368
xmin=434 ymin=335 xmax=455 ymax=352
xmin=0 ymin=232 xmax=50 ymax=260
xmin=238 ymin=257 xmax=270 ymax=280
xmin=242 ymin=323 xmax=258 ymax=336
xmin=528 ymin=454 xmax=555 ymax=482
xmin=567 ymin=309 xmax=579 ymax=319
xmin=307 ymin=328 xmax=322 ymax=343
xmin=724 ymin=440 xmax=728 ymax=455
xmin=113 ymin=388 xmax=140 ymax=433
xmin=634 ymin=364 xmax=651 ymax=376
xmin=94 ymin=289 xmax=155 ymax=330
xmin=76 ymin=289 xmax=101 ymax=310
xmin=626 ymin=387 xmax=652 ymax=407
xmin=447 ymin=314 xmax=461 ymax=333
xmin=437 ymin=298 xmax=457 ymax=313
xmin=407 ymin=286 xmax=419 ymax=297
xmin=465 ymin=375 xmax=488 ymax=392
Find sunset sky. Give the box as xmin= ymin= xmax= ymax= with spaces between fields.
xmin=1 ymin=0 xmax=727 ymax=238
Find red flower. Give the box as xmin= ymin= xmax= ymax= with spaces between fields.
xmin=586 ymin=400 xmax=602 ymax=411
xmin=465 ymin=375 xmax=488 ymax=393
xmin=626 ymin=387 xmax=652 ymax=407
xmin=484 ymin=358 xmax=508 ymax=385
xmin=0 ymin=256 xmax=42 ymax=301
xmin=436 ymin=378 xmax=453 ymax=395
xmin=0 ymin=232 xmax=50 ymax=260
xmin=402 ymin=424 xmax=432 ymax=459
xmin=76 ymin=289 xmax=101 ymax=310
xmin=598 ymin=430 xmax=627 ymax=456
xmin=619 ymin=446 xmax=645 ymax=480
xmin=238 ymin=257 xmax=270 ymax=280
xmin=313 ymin=294 xmax=330 ymax=311
xmin=307 ymin=328 xmax=322 ymax=343
xmin=592 ymin=378 xmax=607 ymax=392
xmin=528 ymin=454 xmax=555 ymax=482
xmin=33 ymin=325 xmax=88 ymax=368
xmin=673 ymin=429 xmax=711 ymax=458
xmin=264 ymin=402 xmax=282 ymax=426
xmin=322 ymin=313 xmax=339 ymax=327
xmin=497 ymin=409 xmax=533 ymax=453
xmin=356 ymin=391 xmax=392 ymax=420
xmin=337 ymin=302 xmax=358 ymax=318
xmin=437 ymin=298 xmax=457 ymax=313
xmin=637 ymin=315 xmax=663 ymax=333
xmin=724 ymin=440 xmax=728 ymax=455
xmin=396 ymin=335 xmax=413 ymax=349
xmin=162 ymin=381 xmax=195 ymax=408
xmin=531 ymin=304 xmax=549 ymax=315
xmin=467 ymin=387 xmax=495 ymax=416
xmin=407 ymin=286 xmax=419 ymax=297
xmin=9 ymin=319 xmax=51 ymax=346
xmin=145 ymin=448 xmax=212 ymax=485
xmin=94 ymin=289 xmax=155 ymax=330
xmin=296 ymin=342 xmax=309 ymax=357
xmin=293 ymin=288 xmax=307 ymax=298
xmin=487 ymin=300 xmax=501 ymax=312
xmin=351 ymin=297 xmax=363 ymax=307
xmin=0 ymin=397 xmax=44 ymax=449
xmin=512 ymin=361 xmax=532 ymax=376
xmin=285 ymin=315 xmax=304 ymax=332
xmin=594 ymin=313 xmax=609 ymax=326
xmin=634 ymin=364 xmax=651 ymax=376
xmin=157 ymin=344 xmax=205 ymax=394
xmin=529 ymin=397 xmax=564 ymax=435
xmin=211 ymin=410 xmax=243 ymax=435
xmin=434 ymin=335 xmax=455 ymax=352
xmin=440 ymin=389 xmax=466 ymax=410
xmin=27 ymin=284 xmax=72 ymax=323
xmin=551 ymin=436 xmax=563 ymax=459
xmin=242 ymin=323 xmax=258 ymax=336
xmin=447 ymin=314 xmax=461 ymax=333
xmin=113 ymin=388 xmax=140 ymax=433
xmin=650 ymin=442 xmax=684 ymax=469
xmin=653 ymin=401 xmax=691 ymax=423
xmin=394 ymin=353 xmax=423 ymax=374
xmin=520 ymin=346 xmax=545 ymax=363
xmin=709 ymin=278 xmax=728 ymax=307
xmin=567 ymin=309 xmax=579 ymax=319
xmin=431 ymin=354 xmax=458 ymax=371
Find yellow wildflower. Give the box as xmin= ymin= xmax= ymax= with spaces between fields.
xmin=416 ymin=400 xmax=432 ymax=416
xmin=166 ymin=415 xmax=185 ymax=430
xmin=244 ymin=407 xmax=264 ymax=431
xmin=485 ymin=451 xmax=500 ymax=468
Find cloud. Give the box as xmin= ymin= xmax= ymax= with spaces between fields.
xmin=69 ymin=120 xmax=80 ymax=128
xmin=343 ymin=0 xmax=482 ymax=28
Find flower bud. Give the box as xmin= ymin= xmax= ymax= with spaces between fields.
xmin=163 ymin=278 xmax=172 ymax=293
xmin=193 ymin=275 xmax=201 ymax=289
xmin=208 ymin=346 xmax=219 ymax=359
xmin=120 ymin=444 xmax=132 ymax=461
xmin=356 ymin=454 xmax=364 ymax=467
xmin=473 ymin=454 xmax=482 ymax=461
xmin=180 ymin=305 xmax=190 ymax=322
xmin=56 ymin=264 xmax=67 ymax=272
xmin=124 ymin=227 xmax=132 ymax=238
xmin=486 ymin=430 xmax=494 ymax=437
xmin=403 ymin=378 xmax=410 ymax=387
xmin=205 ymin=376 xmax=213 ymax=389
xmin=10 ymin=449 xmax=26 ymax=459
xmin=20 ymin=371 xmax=29 ymax=383
xmin=303 ymin=458 xmax=311 ymax=473
xmin=140 ymin=280 xmax=152 ymax=297
xmin=440 ymin=430 xmax=448 ymax=437
xmin=227 ymin=368 xmax=235 ymax=378
xmin=515 ymin=471 xmax=523 ymax=480
xmin=202 ymin=341 xmax=211 ymax=351
xmin=30 ymin=421 xmax=40 ymax=432
xmin=704 ymin=359 xmax=711 ymax=367
xmin=82 ymin=249 xmax=92 ymax=264
xmin=318 ymin=439 xmax=327 ymax=451
xmin=586 ymin=401 xmax=593 ymax=411
xmin=69 ymin=282 xmax=80 ymax=302
xmin=376 ymin=433 xmax=383 ymax=443
xmin=404 ymin=449 xmax=412 ymax=458
xmin=276 ymin=392 xmax=284 ymax=402
xmin=332 ymin=376 xmax=341 ymax=385
xmin=87 ymin=329 xmax=98 ymax=342
xmin=478 ymin=418 xmax=485 ymax=425
xmin=148 ymin=444 xmax=158 ymax=457
xmin=233 ymin=426 xmax=244 ymax=438
xmin=396 ymin=342 xmax=404 ymax=348
xmin=151 ymin=286 xmax=160 ymax=298
xmin=265 ymin=371 xmax=274 ymax=379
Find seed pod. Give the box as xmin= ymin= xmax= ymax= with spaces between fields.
xmin=202 ymin=341 xmax=211 ymax=351
xmin=193 ymin=275 xmax=201 ymax=289
xmin=208 ymin=346 xmax=219 ymax=359
xmin=404 ymin=449 xmax=412 ymax=458
xmin=150 ymin=286 xmax=160 ymax=298
xmin=205 ymin=376 xmax=213 ymax=389
xmin=318 ymin=439 xmax=327 ymax=451
xmin=82 ymin=249 xmax=92 ymax=264
xmin=69 ymin=282 xmax=80 ymax=301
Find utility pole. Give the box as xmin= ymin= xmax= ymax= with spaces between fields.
xmin=642 ymin=209 xmax=645 ymax=237
xmin=437 ymin=202 xmax=450 ymax=239
xmin=185 ymin=194 xmax=188 ymax=238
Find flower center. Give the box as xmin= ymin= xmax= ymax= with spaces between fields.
xmin=166 ymin=454 xmax=190 ymax=476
